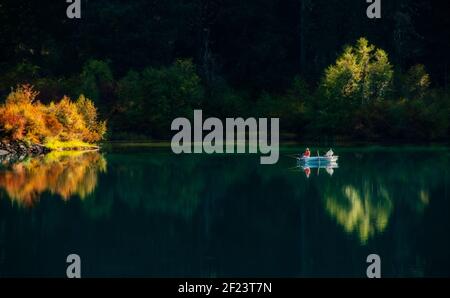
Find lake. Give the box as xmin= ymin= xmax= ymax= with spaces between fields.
xmin=0 ymin=144 xmax=449 ymax=277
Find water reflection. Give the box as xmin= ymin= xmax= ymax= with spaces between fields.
xmin=81 ymin=153 xmax=208 ymax=220
xmin=324 ymin=184 xmax=393 ymax=243
xmin=298 ymin=164 xmax=339 ymax=178
xmin=0 ymin=146 xmax=448 ymax=277
xmin=308 ymin=148 xmax=444 ymax=244
xmin=0 ymin=151 xmax=106 ymax=206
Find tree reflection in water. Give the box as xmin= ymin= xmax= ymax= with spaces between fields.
xmin=0 ymin=151 xmax=106 ymax=206
xmin=315 ymin=148 xmax=445 ymax=245
xmin=324 ymin=184 xmax=393 ymax=244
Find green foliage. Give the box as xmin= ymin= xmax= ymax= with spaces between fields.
xmin=312 ymin=38 xmax=394 ymax=138
xmin=203 ymin=78 xmax=248 ymax=118
xmin=1 ymin=38 xmax=448 ymax=142
xmin=116 ymin=59 xmax=204 ymax=137
xmin=253 ymin=77 xmax=312 ymax=134
xmin=321 ymin=38 xmax=394 ymax=104
xmin=79 ymin=60 xmax=115 ymax=106
xmin=0 ymin=62 xmax=40 ymax=98
xmin=401 ymin=64 xmax=431 ymax=100
xmin=283 ymin=77 xmax=313 ymax=132
xmin=300 ymin=38 xmax=450 ymax=141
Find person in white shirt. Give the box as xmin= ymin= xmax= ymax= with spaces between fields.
xmin=325 ymin=148 xmax=334 ymax=157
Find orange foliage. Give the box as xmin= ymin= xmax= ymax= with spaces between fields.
xmin=0 ymin=84 xmax=106 ymax=144
xmin=0 ymin=151 xmax=106 ymax=207
xmin=0 ymin=106 xmax=27 ymax=140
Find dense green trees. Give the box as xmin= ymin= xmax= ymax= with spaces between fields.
xmin=321 ymin=38 xmax=393 ymax=104
xmin=79 ymin=60 xmax=115 ymax=108
xmin=315 ymin=38 xmax=394 ymax=136
xmin=116 ymin=59 xmax=204 ymax=138
xmin=1 ymin=38 xmax=448 ymax=141
xmin=0 ymin=1 xmax=449 ymax=142
xmin=3 ymin=0 xmax=448 ymax=89
xmin=311 ymin=38 xmax=448 ymax=140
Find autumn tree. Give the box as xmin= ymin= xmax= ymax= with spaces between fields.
xmin=0 ymin=85 xmax=106 ymax=146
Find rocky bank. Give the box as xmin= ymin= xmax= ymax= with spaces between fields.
xmin=0 ymin=140 xmax=51 ymax=156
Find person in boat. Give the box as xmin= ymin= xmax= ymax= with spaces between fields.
xmin=325 ymin=148 xmax=334 ymax=157
xmin=303 ymin=148 xmax=311 ymax=158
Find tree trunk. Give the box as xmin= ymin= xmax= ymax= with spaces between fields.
xmin=196 ymin=0 xmax=221 ymax=87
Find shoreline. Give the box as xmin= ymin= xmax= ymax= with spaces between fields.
xmin=0 ymin=140 xmax=99 ymax=156
xmin=101 ymin=139 xmax=450 ymax=148
xmin=2 ymin=139 xmax=448 ymax=157
xmin=0 ymin=141 xmax=50 ymax=156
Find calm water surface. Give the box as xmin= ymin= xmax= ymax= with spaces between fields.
xmin=0 ymin=144 xmax=449 ymax=277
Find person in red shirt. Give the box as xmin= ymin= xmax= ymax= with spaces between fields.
xmin=303 ymin=148 xmax=311 ymax=158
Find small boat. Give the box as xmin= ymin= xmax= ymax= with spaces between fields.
xmin=297 ymin=155 xmax=339 ymax=164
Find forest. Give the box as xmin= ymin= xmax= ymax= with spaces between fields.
xmin=0 ymin=0 xmax=449 ymax=142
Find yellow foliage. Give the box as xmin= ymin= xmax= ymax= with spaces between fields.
xmin=0 ymin=151 xmax=106 ymax=206
xmin=0 ymin=85 xmax=106 ymax=145
xmin=324 ymin=184 xmax=393 ymax=244
xmin=322 ymin=37 xmax=393 ymax=103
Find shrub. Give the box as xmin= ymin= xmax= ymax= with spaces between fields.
xmin=401 ymin=64 xmax=431 ymax=100
xmin=0 ymin=85 xmax=106 ymax=145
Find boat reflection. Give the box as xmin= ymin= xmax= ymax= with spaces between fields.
xmin=298 ymin=161 xmax=339 ymax=178
xmin=0 ymin=151 xmax=106 ymax=206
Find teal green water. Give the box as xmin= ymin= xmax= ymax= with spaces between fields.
xmin=0 ymin=144 xmax=449 ymax=277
